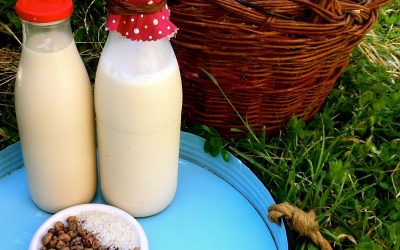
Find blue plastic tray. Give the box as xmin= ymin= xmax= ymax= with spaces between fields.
xmin=0 ymin=132 xmax=287 ymax=249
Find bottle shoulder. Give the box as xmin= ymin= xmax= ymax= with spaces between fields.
xmin=98 ymin=32 xmax=178 ymax=76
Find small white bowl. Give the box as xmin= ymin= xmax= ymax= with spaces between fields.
xmin=29 ymin=203 xmax=148 ymax=250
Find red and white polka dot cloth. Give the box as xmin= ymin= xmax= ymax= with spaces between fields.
xmin=106 ymin=0 xmax=177 ymax=41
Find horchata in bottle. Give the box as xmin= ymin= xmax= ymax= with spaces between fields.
xmin=15 ymin=0 xmax=97 ymax=213
xmin=95 ymin=0 xmax=182 ymax=216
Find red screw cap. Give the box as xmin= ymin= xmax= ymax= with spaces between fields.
xmin=16 ymin=0 xmax=73 ymax=23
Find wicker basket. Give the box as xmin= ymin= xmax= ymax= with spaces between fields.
xmin=169 ymin=0 xmax=389 ymax=138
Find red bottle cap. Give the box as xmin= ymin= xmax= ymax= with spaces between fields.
xmin=16 ymin=0 xmax=73 ymax=23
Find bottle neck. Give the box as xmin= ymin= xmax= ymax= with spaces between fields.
xmin=22 ymin=18 xmax=73 ymax=53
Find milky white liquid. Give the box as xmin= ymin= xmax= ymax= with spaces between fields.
xmin=95 ymin=36 xmax=182 ymax=217
xmin=15 ymin=34 xmax=97 ymax=213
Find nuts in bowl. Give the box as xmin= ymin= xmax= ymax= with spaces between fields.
xmin=29 ymin=204 xmax=148 ymax=250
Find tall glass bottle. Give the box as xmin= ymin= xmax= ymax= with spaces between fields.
xmin=15 ymin=0 xmax=97 ymax=213
xmin=95 ymin=0 xmax=182 ymax=217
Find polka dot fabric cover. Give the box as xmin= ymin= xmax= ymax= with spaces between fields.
xmin=106 ymin=0 xmax=177 ymax=41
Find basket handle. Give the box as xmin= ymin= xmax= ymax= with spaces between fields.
xmin=291 ymin=0 xmax=390 ymax=23
xmin=234 ymin=0 xmax=295 ymax=20
xmin=233 ymin=0 xmax=344 ymax=23
xmin=292 ymin=0 xmax=343 ymax=22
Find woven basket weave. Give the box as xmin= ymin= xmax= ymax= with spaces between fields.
xmin=169 ymin=0 xmax=389 ymax=138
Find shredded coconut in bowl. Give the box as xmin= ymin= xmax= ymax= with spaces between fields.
xmin=78 ymin=210 xmax=139 ymax=250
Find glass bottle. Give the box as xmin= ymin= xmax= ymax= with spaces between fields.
xmin=95 ymin=0 xmax=182 ymax=217
xmin=15 ymin=0 xmax=97 ymax=213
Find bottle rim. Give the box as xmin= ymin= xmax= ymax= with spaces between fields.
xmin=21 ymin=19 xmax=69 ymax=27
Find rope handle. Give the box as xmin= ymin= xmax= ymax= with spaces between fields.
xmin=268 ymin=202 xmax=333 ymax=250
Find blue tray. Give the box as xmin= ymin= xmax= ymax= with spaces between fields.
xmin=0 ymin=132 xmax=287 ymax=249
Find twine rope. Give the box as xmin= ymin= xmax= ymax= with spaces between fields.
xmin=107 ymin=0 xmax=167 ymax=15
xmin=268 ymin=202 xmax=333 ymax=250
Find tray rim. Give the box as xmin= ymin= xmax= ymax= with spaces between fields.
xmin=0 ymin=131 xmax=288 ymax=250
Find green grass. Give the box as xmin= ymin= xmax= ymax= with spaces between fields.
xmin=0 ymin=0 xmax=399 ymax=249
xmin=187 ymin=3 xmax=400 ymax=249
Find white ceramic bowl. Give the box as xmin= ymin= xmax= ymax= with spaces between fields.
xmin=29 ymin=203 xmax=148 ymax=250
